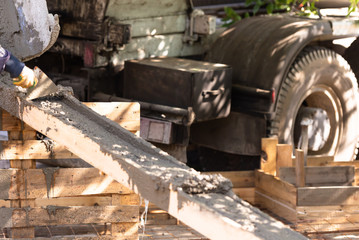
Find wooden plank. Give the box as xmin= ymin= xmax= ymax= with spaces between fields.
xmin=7 ymin=205 xmax=138 ymax=228
xmin=255 ymin=170 xmax=297 ymax=208
xmin=112 ymin=193 xmax=139 ymax=206
xmin=8 ymin=131 xmax=37 ymax=141
xmin=1 ymin=140 xmax=77 ymax=160
xmin=297 ymin=186 xmax=359 ymax=206
xmin=25 ymin=168 xmax=132 ymax=199
xmin=276 ymin=144 xmax=292 ymax=177
xmin=35 ymin=196 xmax=113 ymax=207
xmin=83 ymin=102 xmax=140 ymax=134
xmin=0 ymin=83 xmax=306 ymax=240
xmin=9 ymin=159 xmax=36 ymax=169
xmin=295 ymin=149 xmax=305 ymax=187
xmin=279 ymin=166 xmax=355 ymax=186
xmin=329 ymin=161 xmax=359 ymax=167
xmin=1 ymin=111 xmax=33 ymax=131
xmin=0 ymin=168 xmax=131 ymax=199
xmin=232 ymin=188 xmax=255 ymax=204
xmin=261 ymin=138 xmax=278 ymax=175
xmin=208 ymin=171 xmax=254 ymax=188
xmin=255 ymin=189 xmax=297 ymax=223
xmin=297 ymin=205 xmax=359 ymax=225
xmin=306 ymin=155 xmax=334 ymax=166
xmin=33 ymin=224 xmax=111 ymax=238
xmin=105 ymin=0 xmax=188 ymax=21
xmin=295 ymin=222 xmax=359 ymax=233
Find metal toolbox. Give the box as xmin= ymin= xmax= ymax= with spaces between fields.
xmin=124 ymin=58 xmax=232 ymax=122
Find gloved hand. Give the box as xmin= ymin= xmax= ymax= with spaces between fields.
xmin=12 ymin=66 xmax=38 ymax=88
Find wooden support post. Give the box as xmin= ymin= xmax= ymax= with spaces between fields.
xmin=276 ymin=144 xmax=293 ymax=177
xmin=261 ymin=137 xmax=278 ymax=175
xmin=295 ymin=149 xmax=305 ymax=187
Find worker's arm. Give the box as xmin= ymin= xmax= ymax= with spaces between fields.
xmin=0 ymin=46 xmax=38 ymax=88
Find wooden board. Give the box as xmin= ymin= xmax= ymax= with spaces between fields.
xmin=2 ymin=111 xmax=32 ymax=131
xmin=83 ymin=102 xmax=140 ymax=134
xmin=276 ymin=144 xmax=292 ymax=176
xmin=35 ymin=196 xmax=113 ymax=207
xmin=306 ymin=155 xmax=334 ymax=166
xmin=1 ymin=140 xmax=76 ymax=160
xmin=3 ymin=205 xmax=138 ymax=228
xmin=255 ymin=170 xmax=297 ymax=208
xmin=0 ymin=168 xmax=131 ymax=199
xmin=208 ymin=171 xmax=254 ymax=188
xmin=260 ymin=138 xmax=278 ymax=175
xmin=279 ymin=166 xmax=355 ymax=186
xmin=255 ymin=189 xmax=297 ymax=223
xmin=297 ymin=186 xmax=359 ymax=206
xmin=232 ymin=188 xmax=255 ymax=204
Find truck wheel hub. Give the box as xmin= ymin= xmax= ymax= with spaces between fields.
xmin=294 ymin=107 xmax=331 ymax=151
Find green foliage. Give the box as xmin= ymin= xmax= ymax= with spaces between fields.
xmin=222 ymin=7 xmax=242 ymax=27
xmin=222 ymin=0 xmax=358 ymax=27
xmin=348 ymin=0 xmax=359 ymax=16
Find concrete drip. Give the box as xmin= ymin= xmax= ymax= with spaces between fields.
xmin=24 ymin=206 xmax=31 ymax=226
xmin=41 ymin=139 xmax=55 ymax=159
xmin=42 ymin=167 xmax=59 ymax=199
xmin=44 ymin=205 xmax=69 ymax=217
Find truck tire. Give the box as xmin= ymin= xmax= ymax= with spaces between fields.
xmin=269 ymin=47 xmax=359 ymax=161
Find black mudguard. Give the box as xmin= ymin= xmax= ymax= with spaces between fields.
xmin=205 ymin=14 xmax=333 ymax=114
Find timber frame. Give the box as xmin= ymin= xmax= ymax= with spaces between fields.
xmin=0 ymin=76 xmax=306 ymax=240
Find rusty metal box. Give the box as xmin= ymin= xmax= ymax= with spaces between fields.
xmin=124 ymin=58 xmax=232 ymax=122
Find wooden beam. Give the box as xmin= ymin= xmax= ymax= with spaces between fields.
xmin=0 ymin=168 xmax=131 ymax=199
xmin=2 ymin=205 xmax=138 ymax=228
xmin=1 ymin=140 xmax=76 ymax=160
xmin=295 ymin=149 xmax=305 ymax=187
xmin=279 ymin=166 xmax=355 ymax=186
xmin=297 ymin=186 xmax=359 ymax=206
xmin=35 ymin=196 xmax=112 ymax=207
xmin=82 ymin=102 xmax=140 ymax=134
xmin=208 ymin=171 xmax=255 ymax=188
xmin=261 ymin=138 xmax=278 ymax=175
xmin=276 ymin=144 xmax=292 ymax=176
xmin=306 ymin=156 xmax=334 ymax=166
xmin=0 ymin=82 xmax=306 ymax=240
xmin=255 ymin=170 xmax=297 ymax=208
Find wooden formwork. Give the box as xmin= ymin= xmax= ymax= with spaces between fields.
xmin=0 ymin=102 xmax=140 ymax=239
xmin=208 ymin=171 xmax=255 ymax=205
xmin=257 ymin=137 xmax=359 ymax=237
